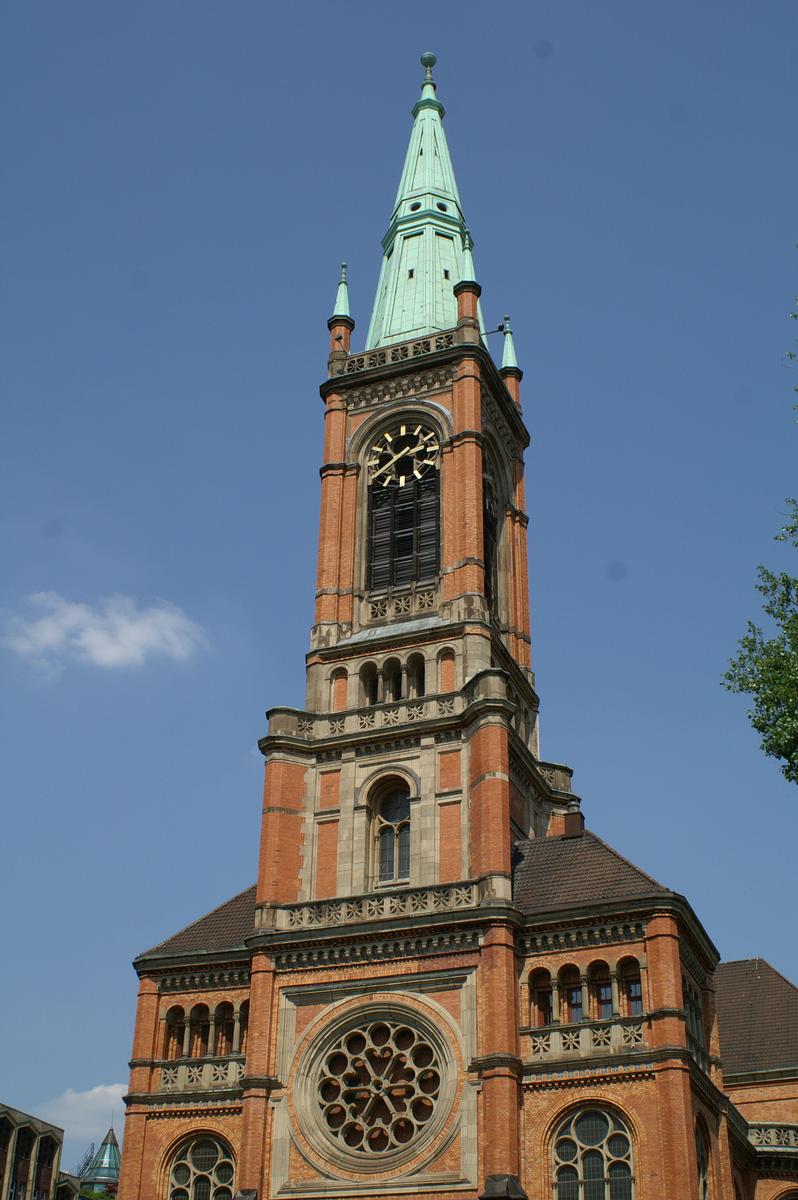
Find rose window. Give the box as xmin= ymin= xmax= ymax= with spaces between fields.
xmin=317 ymin=1018 xmax=441 ymax=1155
xmin=168 ymin=1136 xmax=234 ymax=1200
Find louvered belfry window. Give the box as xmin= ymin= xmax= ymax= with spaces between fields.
xmin=368 ymin=471 xmax=439 ymax=591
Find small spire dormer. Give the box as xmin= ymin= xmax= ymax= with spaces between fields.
xmin=328 ymin=261 xmax=355 ymax=360
xmin=365 ymin=53 xmax=484 ymax=349
xmin=500 ymin=314 xmax=523 ymax=405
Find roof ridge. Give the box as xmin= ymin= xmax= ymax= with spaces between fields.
xmin=584 ymin=830 xmax=669 ymax=893
xmin=139 ymin=882 xmax=256 ymax=958
xmin=717 ymin=957 xmax=798 ymax=991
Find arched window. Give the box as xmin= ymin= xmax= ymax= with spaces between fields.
xmin=407 ymin=653 xmax=425 ymax=698
xmin=239 ymin=1000 xmax=249 ymax=1058
xmin=189 ymin=1004 xmax=210 ymax=1058
xmin=589 ymin=962 xmax=613 ymax=1021
xmin=360 ymin=662 xmax=378 ymax=706
xmin=619 ymin=959 xmax=643 ymax=1017
xmin=164 ymin=1007 xmax=186 ymax=1060
xmin=373 ymin=783 xmax=411 ymax=884
xmin=367 ymin=421 xmax=440 ymax=591
xmin=560 ymin=968 xmax=583 ymax=1024
xmin=167 ymin=1136 xmax=235 ymax=1200
xmin=695 ymin=1122 xmax=709 ymax=1200
xmin=383 ymin=658 xmax=402 ymax=702
xmin=237 ymin=998 xmax=247 ymax=1056
xmin=553 ymin=1108 xmax=634 ymax=1199
xmin=530 ymin=970 xmax=553 ymax=1027
xmin=214 ymin=1003 xmax=234 ymax=1056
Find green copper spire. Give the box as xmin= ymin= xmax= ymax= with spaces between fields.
xmin=331 ymin=262 xmax=350 ymax=320
xmin=366 ymin=54 xmax=483 ymax=348
xmin=501 ymin=314 xmax=519 ymax=370
xmin=82 ymin=1128 xmax=121 ymax=1188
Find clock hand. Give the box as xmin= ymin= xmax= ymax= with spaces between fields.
xmin=371 ymin=444 xmax=413 ymax=480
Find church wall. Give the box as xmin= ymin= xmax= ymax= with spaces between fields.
xmin=725 ymin=1079 xmax=798 ymax=1123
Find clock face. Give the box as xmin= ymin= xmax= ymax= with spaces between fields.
xmin=367 ymin=422 xmax=440 ymax=487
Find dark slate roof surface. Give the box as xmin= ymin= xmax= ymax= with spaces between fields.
xmin=139 ymin=884 xmax=256 ymax=959
xmin=512 ymin=830 xmax=670 ymax=914
xmin=138 ymin=832 xmax=671 ymax=960
xmin=715 ymin=958 xmax=798 ymax=1076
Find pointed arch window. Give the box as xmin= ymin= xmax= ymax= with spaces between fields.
xmin=373 ymin=784 xmax=411 ymax=884
xmin=367 ymin=422 xmax=440 ymax=591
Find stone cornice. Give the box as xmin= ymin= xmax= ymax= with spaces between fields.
xmin=319 ymin=333 xmax=529 ymax=450
xmin=133 ymin=949 xmax=250 ymax=979
xmin=521 ymin=893 xmax=719 ymax=967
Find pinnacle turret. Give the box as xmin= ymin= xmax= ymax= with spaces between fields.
xmin=365 ymin=54 xmax=483 ymax=349
xmin=331 ymin=262 xmax=350 ymax=321
xmin=501 ymin=315 xmax=519 ymax=370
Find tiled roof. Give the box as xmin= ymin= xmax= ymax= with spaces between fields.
xmin=512 ymin=831 xmax=670 ymax=914
xmin=716 ymin=958 xmax=798 ymax=1077
xmin=137 ymin=832 xmax=670 ymax=959
xmin=138 ymin=885 xmax=256 ymax=959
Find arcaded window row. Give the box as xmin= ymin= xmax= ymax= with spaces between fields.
xmin=162 ymin=1001 xmax=249 ymax=1061
xmin=530 ymin=960 xmax=643 ymax=1027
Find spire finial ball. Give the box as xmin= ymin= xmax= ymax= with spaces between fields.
xmin=420 ymin=51 xmax=437 ymax=70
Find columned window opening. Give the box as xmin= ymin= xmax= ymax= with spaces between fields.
xmin=531 ymin=970 xmax=553 ymax=1027
xmin=189 ymin=1004 xmax=210 ymax=1058
xmin=383 ymin=658 xmax=402 ymax=702
xmin=560 ymin=968 xmax=583 ymax=1023
xmin=590 ymin=962 xmax=613 ymax=1020
xmin=372 ymin=782 xmax=411 ymax=885
xmin=164 ymin=1007 xmax=186 ymax=1059
xmin=360 ymin=663 xmax=378 ymax=706
xmin=553 ymin=1108 xmax=634 ymax=1199
xmin=167 ymin=1136 xmax=235 ymax=1200
xmin=239 ymin=1000 xmax=249 ymax=1058
xmin=214 ymin=1003 xmax=235 ymax=1056
xmin=619 ymin=960 xmax=643 ymax=1016
xmin=407 ymin=653 xmax=425 ymax=698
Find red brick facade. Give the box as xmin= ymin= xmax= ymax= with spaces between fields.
xmin=118 ymin=63 xmax=798 ymax=1200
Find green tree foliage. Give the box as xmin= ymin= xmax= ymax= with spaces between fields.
xmin=724 ymin=290 xmax=798 ymax=783
xmin=724 ymin=502 xmax=798 ymax=783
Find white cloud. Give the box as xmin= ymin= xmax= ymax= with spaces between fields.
xmin=38 ymin=1082 xmax=127 ymax=1143
xmin=4 ymin=591 xmax=207 ymax=671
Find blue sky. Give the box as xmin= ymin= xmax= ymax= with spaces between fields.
xmin=1 ymin=0 xmax=796 ymax=1167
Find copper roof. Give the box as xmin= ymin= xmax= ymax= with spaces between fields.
xmin=716 ymin=957 xmax=798 ymax=1077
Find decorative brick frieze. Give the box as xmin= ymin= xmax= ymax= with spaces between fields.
xmin=521 ymin=920 xmax=646 ymax=954
xmin=278 ymin=879 xmax=480 ymax=930
xmin=340 ymin=335 xmax=456 ymax=379
xmin=157 ymin=966 xmax=250 ymax=993
xmin=271 ymin=926 xmax=482 ymax=970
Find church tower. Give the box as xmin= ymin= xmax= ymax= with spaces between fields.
xmin=118 ymin=53 xmax=798 ymax=1200
xmin=246 ymin=49 xmax=574 ymax=1195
